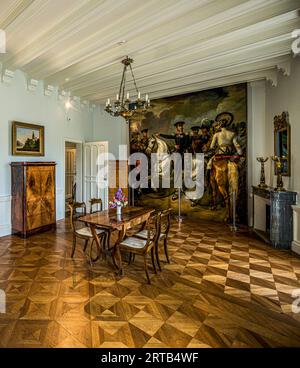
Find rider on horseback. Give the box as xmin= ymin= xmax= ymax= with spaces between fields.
xmin=207 ymin=112 xmax=243 ymax=222
xmin=207 ymin=112 xmax=242 ymax=168
xmin=157 ymin=116 xmax=191 ymax=200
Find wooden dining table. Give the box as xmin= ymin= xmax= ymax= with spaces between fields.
xmin=79 ymin=206 xmax=155 ymax=275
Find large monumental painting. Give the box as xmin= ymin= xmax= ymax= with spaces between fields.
xmin=129 ymin=83 xmax=247 ymax=224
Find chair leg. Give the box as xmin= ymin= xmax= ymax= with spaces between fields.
xmin=71 ymin=235 xmax=76 ymax=258
xmin=99 ymin=234 xmax=106 ymax=259
xmin=164 ymin=238 xmax=170 ymax=263
xmin=155 ymin=241 xmax=162 ymax=271
xmin=144 ymin=254 xmax=151 ymax=284
xmin=128 ymin=252 xmax=132 ymax=265
xmin=89 ymin=239 xmax=94 ymax=262
xmin=111 ymin=248 xmax=120 ymax=270
xmin=83 ymin=239 xmax=89 ymax=252
xmin=102 ymin=232 xmax=107 ymax=250
xmin=151 ymin=248 xmax=157 ymax=274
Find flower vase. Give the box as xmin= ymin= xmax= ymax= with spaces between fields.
xmin=117 ymin=205 xmax=122 ymax=216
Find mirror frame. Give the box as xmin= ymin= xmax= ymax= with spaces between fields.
xmin=274 ymin=111 xmax=291 ymax=177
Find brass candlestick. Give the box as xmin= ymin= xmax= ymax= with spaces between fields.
xmin=271 ymin=155 xmax=286 ymax=191
xmin=256 ymin=157 xmax=268 ymax=188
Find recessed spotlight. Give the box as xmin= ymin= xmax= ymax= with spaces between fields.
xmin=65 ymin=78 xmax=70 ymax=82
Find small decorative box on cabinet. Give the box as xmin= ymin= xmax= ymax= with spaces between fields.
xmin=10 ymin=162 xmax=56 ymax=238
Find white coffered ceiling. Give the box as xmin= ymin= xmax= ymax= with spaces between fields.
xmin=0 ymin=0 xmax=299 ymax=104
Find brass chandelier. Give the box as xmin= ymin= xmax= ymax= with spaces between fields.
xmin=105 ymin=56 xmax=150 ymax=121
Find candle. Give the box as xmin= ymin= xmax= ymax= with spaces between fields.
xmin=126 ymin=92 xmax=129 ymax=100
xmin=116 ymin=94 xmax=119 ymax=101
xmin=145 ymin=94 xmax=148 ymax=101
xmin=138 ymin=91 xmax=141 ymax=99
xmin=108 ymin=98 xmax=110 ymax=105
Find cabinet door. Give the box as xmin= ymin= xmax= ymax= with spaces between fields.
xmin=26 ymin=166 xmax=55 ymax=230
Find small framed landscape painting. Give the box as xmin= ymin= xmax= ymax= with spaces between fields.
xmin=12 ymin=121 xmax=45 ymax=156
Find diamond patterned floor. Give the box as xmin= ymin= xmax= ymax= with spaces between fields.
xmin=1 ymin=218 xmax=300 ymax=347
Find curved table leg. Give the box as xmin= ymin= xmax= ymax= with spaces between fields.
xmin=89 ymin=225 xmax=102 ymax=262
xmin=113 ymin=244 xmax=124 ymax=277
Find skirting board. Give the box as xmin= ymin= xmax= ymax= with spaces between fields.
xmin=292 ymin=240 xmax=300 ymax=256
xmin=0 ymin=195 xmax=11 ymax=237
xmin=0 ymin=224 xmax=11 ymax=238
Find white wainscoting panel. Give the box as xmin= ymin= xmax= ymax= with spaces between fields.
xmin=0 ymin=195 xmax=11 ymax=237
xmin=292 ymin=205 xmax=300 ymax=256
xmin=56 ymin=188 xmax=64 ymax=221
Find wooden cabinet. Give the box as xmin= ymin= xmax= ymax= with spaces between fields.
xmin=11 ymin=162 xmax=56 ymax=238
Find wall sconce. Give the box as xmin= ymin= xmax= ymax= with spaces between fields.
xmin=65 ymin=99 xmax=72 ymax=110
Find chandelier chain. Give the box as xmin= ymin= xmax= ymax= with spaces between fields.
xmin=129 ymin=63 xmax=139 ymax=95
xmin=118 ymin=64 xmax=126 ymax=101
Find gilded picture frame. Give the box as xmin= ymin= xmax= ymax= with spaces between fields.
xmin=274 ymin=111 xmax=291 ymax=176
xmin=12 ymin=121 xmax=45 ymax=156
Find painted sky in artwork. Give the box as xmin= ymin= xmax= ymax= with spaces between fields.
xmin=16 ymin=128 xmax=40 ymax=145
xmin=131 ymin=84 xmax=247 ymax=135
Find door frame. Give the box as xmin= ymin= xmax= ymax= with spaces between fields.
xmin=63 ymin=138 xmax=83 ymax=217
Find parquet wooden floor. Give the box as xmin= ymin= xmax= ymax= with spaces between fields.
xmin=1 ymin=218 xmax=300 ymax=348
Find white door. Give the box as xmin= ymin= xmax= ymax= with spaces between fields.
xmin=83 ymin=141 xmax=109 ymax=212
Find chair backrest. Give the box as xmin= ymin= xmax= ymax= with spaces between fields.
xmin=144 ymin=212 xmax=161 ymax=250
xmin=89 ymin=198 xmax=103 ymax=214
xmin=72 ymin=182 xmax=77 ymax=203
xmin=118 ymin=211 xmax=161 ymax=251
xmin=160 ymin=208 xmax=172 ymax=235
xmin=68 ymin=202 xmax=86 ymax=232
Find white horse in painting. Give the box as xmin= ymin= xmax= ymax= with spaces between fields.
xmin=145 ymin=135 xmax=171 ymax=188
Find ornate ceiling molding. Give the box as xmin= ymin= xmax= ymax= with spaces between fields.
xmin=0 ymin=0 xmax=299 ymax=103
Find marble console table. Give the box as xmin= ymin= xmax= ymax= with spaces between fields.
xmin=252 ymin=186 xmax=297 ymax=249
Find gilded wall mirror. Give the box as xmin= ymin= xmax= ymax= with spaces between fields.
xmin=274 ymin=111 xmax=291 ymax=176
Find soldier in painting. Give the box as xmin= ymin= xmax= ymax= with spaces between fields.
xmin=190 ymin=126 xmax=201 ymax=153
xmin=140 ymin=128 xmax=150 ymax=153
xmin=156 ymin=116 xmax=191 ymax=200
xmin=208 ymin=112 xmax=243 ymax=221
xmin=158 ymin=116 xmax=191 ymax=155
xmin=199 ymin=119 xmax=211 ymax=153
xmin=130 ymin=131 xmax=141 ymax=153
xmin=209 ymin=112 xmax=242 ymax=158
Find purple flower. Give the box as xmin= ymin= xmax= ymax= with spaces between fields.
xmin=115 ymin=188 xmax=123 ymax=201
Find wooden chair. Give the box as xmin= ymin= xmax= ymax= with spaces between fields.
xmin=68 ymin=202 xmax=106 ymax=258
xmin=89 ymin=198 xmax=103 ymax=214
xmin=117 ymin=213 xmax=161 ymax=284
xmin=134 ymin=208 xmax=171 ymax=271
xmin=158 ymin=208 xmax=172 ymax=266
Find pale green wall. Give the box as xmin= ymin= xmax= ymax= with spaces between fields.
xmin=0 ymin=69 xmax=93 ymax=235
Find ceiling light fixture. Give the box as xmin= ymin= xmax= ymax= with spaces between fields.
xmin=105 ymin=56 xmax=150 ymax=122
